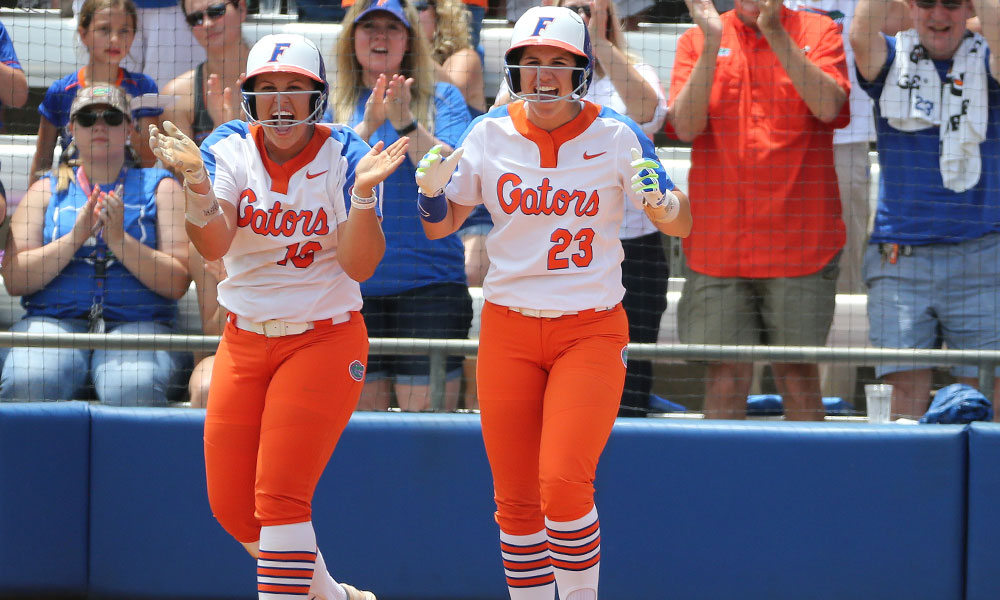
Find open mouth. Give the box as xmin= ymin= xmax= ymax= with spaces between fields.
xmin=270 ymin=110 xmax=296 ymax=130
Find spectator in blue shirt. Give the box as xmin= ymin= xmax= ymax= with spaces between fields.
xmin=330 ymin=0 xmax=473 ymax=412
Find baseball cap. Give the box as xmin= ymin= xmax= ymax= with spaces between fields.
xmin=70 ymin=84 xmax=131 ymax=119
xmin=353 ymin=0 xmax=410 ymax=29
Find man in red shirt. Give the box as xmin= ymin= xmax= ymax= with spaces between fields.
xmin=669 ymin=0 xmax=850 ymax=420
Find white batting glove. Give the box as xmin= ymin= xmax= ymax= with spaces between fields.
xmin=630 ymin=148 xmax=679 ymax=223
xmin=149 ymin=121 xmax=207 ymax=185
xmin=415 ymin=145 xmax=464 ymax=196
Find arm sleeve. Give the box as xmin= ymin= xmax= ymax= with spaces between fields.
xmin=200 ymin=125 xmax=241 ymax=207
xmin=132 ymin=73 xmax=165 ymax=119
xmin=339 ymin=126 xmax=384 ymax=219
xmin=445 ymin=118 xmax=485 ymax=207
xmin=432 ymin=82 xmax=473 ymax=147
xmin=809 ymin=17 xmax=853 ymax=129
xmin=0 ymin=24 xmax=22 ymax=69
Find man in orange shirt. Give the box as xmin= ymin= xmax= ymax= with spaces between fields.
xmin=669 ymin=0 xmax=849 ymax=420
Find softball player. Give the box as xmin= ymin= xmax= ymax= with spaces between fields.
xmin=416 ymin=7 xmax=691 ymax=599
xmin=150 ymin=34 xmax=408 ymax=600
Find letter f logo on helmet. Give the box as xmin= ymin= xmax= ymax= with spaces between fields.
xmin=531 ymin=16 xmax=554 ymax=36
xmin=269 ymin=42 xmax=292 ymax=62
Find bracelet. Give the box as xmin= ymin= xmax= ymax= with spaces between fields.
xmin=394 ymin=120 xmax=418 ymax=136
xmin=351 ymin=190 xmax=378 ymax=210
xmin=645 ymin=192 xmax=680 ymax=224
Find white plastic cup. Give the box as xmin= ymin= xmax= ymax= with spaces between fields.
xmin=865 ymin=384 xmax=893 ymax=424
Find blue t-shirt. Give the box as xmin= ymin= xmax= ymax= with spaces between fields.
xmin=0 ymin=22 xmax=23 ymax=131
xmin=348 ymin=82 xmax=472 ymax=296
xmin=39 ymin=68 xmax=162 ymax=155
xmin=859 ymin=35 xmax=1000 ymax=244
xmin=23 ymin=167 xmax=178 ymax=323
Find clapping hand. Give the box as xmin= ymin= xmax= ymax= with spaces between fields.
xmin=355 ymin=137 xmax=411 ymax=195
xmin=97 ymin=185 xmax=127 ymax=253
xmin=683 ymin=0 xmax=722 ymax=41
xmin=206 ymin=72 xmax=246 ymax=125
xmin=384 ymin=74 xmax=415 ymax=131
xmin=149 ymin=121 xmax=207 ymax=185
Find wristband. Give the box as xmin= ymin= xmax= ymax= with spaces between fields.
xmin=417 ymin=192 xmax=448 ymax=223
xmin=351 ymin=190 xmax=378 ymax=210
xmin=394 ymin=120 xmax=418 ymax=136
xmin=186 ymin=199 xmax=221 ymax=227
xmin=645 ymin=191 xmax=680 ymax=224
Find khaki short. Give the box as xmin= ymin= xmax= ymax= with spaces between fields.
xmin=678 ymin=255 xmax=839 ymax=347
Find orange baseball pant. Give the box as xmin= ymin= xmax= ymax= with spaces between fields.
xmin=204 ymin=312 xmax=368 ymax=543
xmin=477 ymin=301 xmax=628 ymax=535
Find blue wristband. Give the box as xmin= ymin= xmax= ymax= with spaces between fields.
xmin=417 ymin=192 xmax=448 ymax=223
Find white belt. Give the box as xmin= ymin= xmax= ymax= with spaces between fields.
xmin=234 ymin=313 xmax=351 ymax=337
xmin=508 ymin=305 xmax=615 ymax=319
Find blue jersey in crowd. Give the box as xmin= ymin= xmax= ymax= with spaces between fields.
xmin=23 ymin=167 xmax=178 ymax=324
xmin=347 ymin=81 xmax=471 ymax=296
xmin=0 ymin=21 xmax=23 ymax=132
xmin=39 ymin=68 xmax=162 ymax=153
xmin=860 ymin=35 xmax=1000 ymax=245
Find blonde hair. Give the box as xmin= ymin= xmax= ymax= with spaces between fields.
xmin=427 ymin=0 xmax=472 ymax=65
xmin=554 ymin=0 xmax=640 ymax=78
xmin=77 ymin=0 xmax=139 ymax=35
xmin=331 ymin=0 xmax=437 ymax=132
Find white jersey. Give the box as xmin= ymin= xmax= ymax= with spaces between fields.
xmin=202 ymin=121 xmax=381 ymax=322
xmin=446 ymin=100 xmax=673 ymax=312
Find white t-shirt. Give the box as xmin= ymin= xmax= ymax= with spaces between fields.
xmin=446 ymin=100 xmax=674 ymax=311
xmin=202 ymin=120 xmax=381 ymax=322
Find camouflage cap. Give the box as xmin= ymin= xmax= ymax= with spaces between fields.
xmin=70 ymin=84 xmax=131 ymax=119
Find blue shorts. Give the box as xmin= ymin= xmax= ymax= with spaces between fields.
xmin=362 ymin=282 xmax=473 ymax=385
xmin=865 ymin=233 xmax=1000 ymax=378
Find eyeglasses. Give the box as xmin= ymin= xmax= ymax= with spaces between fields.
xmin=568 ymin=4 xmax=591 ymax=17
xmin=74 ymin=109 xmax=126 ymax=127
xmin=914 ymin=0 xmax=964 ymax=10
xmin=185 ymin=0 xmax=236 ymax=27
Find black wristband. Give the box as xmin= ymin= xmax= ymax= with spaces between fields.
xmin=394 ymin=120 xmax=418 ymax=136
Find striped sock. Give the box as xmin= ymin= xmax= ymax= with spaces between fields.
xmin=500 ymin=528 xmax=556 ymax=600
xmin=311 ymin=549 xmax=346 ymax=600
xmin=546 ymin=506 xmax=601 ymax=600
xmin=257 ymin=522 xmax=318 ymax=599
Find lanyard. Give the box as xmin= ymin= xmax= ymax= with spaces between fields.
xmin=76 ymin=166 xmax=126 ymax=331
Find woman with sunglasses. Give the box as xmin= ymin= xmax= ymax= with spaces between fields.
xmin=2 ymin=84 xmax=190 ymax=404
xmin=330 ymin=0 xmax=473 ymax=412
xmin=417 ymin=7 xmax=690 ymax=598
xmin=162 ymin=0 xmax=250 ymax=146
xmin=151 ymin=33 xmax=405 ymax=600
xmin=31 ymin=0 xmax=164 ymax=186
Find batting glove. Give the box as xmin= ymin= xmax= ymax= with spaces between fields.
xmin=415 ymin=145 xmax=464 ymax=197
xmin=149 ymin=121 xmax=208 ymax=185
xmin=630 ymin=148 xmax=679 ymax=223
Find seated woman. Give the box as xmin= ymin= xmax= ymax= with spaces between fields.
xmin=1 ymin=84 xmax=191 ymax=405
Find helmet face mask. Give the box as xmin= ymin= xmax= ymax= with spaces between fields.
xmin=241 ymin=34 xmax=329 ymax=128
xmin=504 ymin=6 xmax=594 ymax=103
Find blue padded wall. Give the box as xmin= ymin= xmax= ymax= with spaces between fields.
xmin=88 ymin=406 xmax=252 ymax=599
xmin=0 ymin=402 xmax=90 ymax=597
xmin=597 ymin=420 xmax=968 ymax=600
xmin=965 ymin=422 xmax=1000 ymax=600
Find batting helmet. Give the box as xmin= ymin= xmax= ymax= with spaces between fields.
xmin=504 ymin=6 xmax=594 ymax=103
xmin=241 ymin=34 xmax=329 ymax=127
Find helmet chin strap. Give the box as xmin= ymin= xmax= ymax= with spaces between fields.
xmin=241 ymin=90 xmax=326 ymax=128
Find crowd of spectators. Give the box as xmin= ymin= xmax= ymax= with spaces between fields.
xmin=0 ymin=0 xmax=997 ymax=423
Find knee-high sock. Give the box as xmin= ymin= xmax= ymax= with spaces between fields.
xmin=500 ymin=528 xmax=556 ymax=600
xmin=311 ymin=549 xmax=347 ymax=600
xmin=546 ymin=506 xmax=600 ymax=600
xmin=257 ymin=522 xmax=317 ymax=600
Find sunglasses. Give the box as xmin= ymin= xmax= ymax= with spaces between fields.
xmin=914 ymin=0 xmax=964 ymax=9
xmin=185 ymin=0 xmax=236 ymax=27
xmin=74 ymin=109 xmax=126 ymax=127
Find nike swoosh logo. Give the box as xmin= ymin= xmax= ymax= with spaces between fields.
xmin=306 ymin=170 xmax=328 ymax=179
xmin=583 ymin=151 xmax=606 ymax=160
